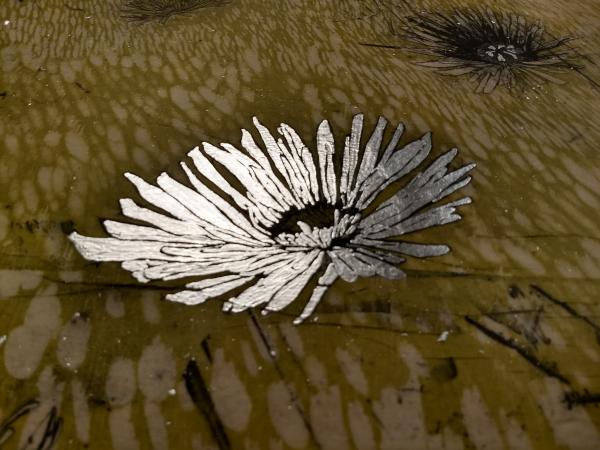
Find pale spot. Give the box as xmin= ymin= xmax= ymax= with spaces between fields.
xmin=4 ymin=288 xmax=61 ymax=379
xmin=371 ymin=345 xmax=429 ymax=450
xmin=176 ymin=380 xmax=194 ymax=411
xmin=141 ymin=291 xmax=161 ymax=324
xmin=536 ymin=379 xmax=600 ymax=450
xmin=500 ymin=411 xmax=532 ymax=450
xmin=170 ymin=86 xmax=193 ymax=112
xmin=310 ymin=385 xmax=349 ymax=450
xmin=347 ymin=401 xmax=376 ymax=450
xmin=0 ymin=270 xmax=42 ymax=299
xmin=22 ymin=181 xmax=38 ymax=212
xmin=59 ymin=60 xmax=76 ymax=82
xmin=335 ymin=348 xmax=368 ymax=396
xmin=278 ymin=323 xmax=304 ymax=357
xmin=267 ymin=381 xmax=309 ymax=449
xmin=106 ymin=358 xmax=136 ymax=407
xmin=144 ymin=400 xmax=169 ymax=450
xmin=210 ymin=349 xmax=252 ymax=432
xmin=305 ymin=355 xmax=328 ymax=389
xmin=65 ymin=131 xmax=90 ymax=162
xmin=72 ymin=379 xmax=91 ymax=445
xmin=461 ymin=387 xmax=504 ymax=450
xmin=109 ymin=405 xmax=140 ymax=450
xmin=43 ymin=130 xmax=61 ymax=147
xmin=502 ymin=240 xmax=546 ymax=275
xmin=56 ymin=313 xmax=91 ymax=370
xmin=241 ymin=340 xmax=259 ymax=376
xmin=107 ymin=125 xmax=128 ymax=160
xmin=105 ymin=292 xmax=125 ymax=318
xmin=4 ymin=134 xmax=19 ymax=154
xmin=138 ymin=337 xmax=176 ymax=402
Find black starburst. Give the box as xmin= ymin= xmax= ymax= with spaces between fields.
xmin=402 ymin=8 xmax=581 ymax=93
xmin=120 ymin=0 xmax=231 ymax=23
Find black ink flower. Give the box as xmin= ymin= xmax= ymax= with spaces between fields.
xmin=120 ymin=0 xmax=231 ymax=23
xmin=402 ymin=8 xmax=580 ymax=93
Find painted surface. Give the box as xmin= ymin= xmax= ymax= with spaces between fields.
xmin=1 ymin=0 xmax=600 ymax=449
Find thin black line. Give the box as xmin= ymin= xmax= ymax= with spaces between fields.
xmin=564 ymin=390 xmax=600 ymax=409
xmin=248 ymin=312 xmax=322 ymax=449
xmin=465 ymin=315 xmax=570 ymax=385
xmin=358 ymin=42 xmax=404 ymax=50
xmin=530 ymin=285 xmax=600 ymax=336
xmin=182 ymin=360 xmax=231 ymax=450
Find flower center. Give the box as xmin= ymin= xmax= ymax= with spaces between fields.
xmin=269 ymin=202 xmax=360 ymax=249
xmin=478 ymin=44 xmax=519 ymax=64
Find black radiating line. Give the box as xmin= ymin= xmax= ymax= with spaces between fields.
xmin=530 ymin=285 xmax=600 ymax=338
xmin=465 ymin=315 xmax=570 ymax=385
xmin=183 ymin=361 xmax=230 ymax=450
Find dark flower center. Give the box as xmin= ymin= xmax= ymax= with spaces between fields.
xmin=268 ymin=201 xmax=358 ymax=238
xmin=476 ymin=43 xmax=519 ymax=64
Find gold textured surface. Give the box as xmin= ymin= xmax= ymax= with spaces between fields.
xmin=1 ymin=0 xmax=600 ymax=448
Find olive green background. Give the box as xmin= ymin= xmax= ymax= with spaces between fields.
xmin=1 ymin=0 xmax=600 ymax=448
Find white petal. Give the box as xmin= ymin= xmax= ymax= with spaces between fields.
xmin=224 ymin=251 xmax=318 ymax=312
xmin=69 ymin=232 xmax=190 ymax=262
xmin=166 ymin=275 xmax=255 ymax=306
xmin=347 ymin=116 xmax=387 ymax=206
xmin=279 ymin=123 xmax=319 ymax=202
xmin=156 ymin=173 xmax=253 ymax=240
xmin=293 ymin=262 xmax=338 ymax=324
xmin=188 ymin=147 xmax=281 ymax=227
xmin=252 ymin=117 xmax=304 ymax=206
xmin=203 ymin=142 xmax=286 ymax=212
xmin=316 ymin=120 xmax=337 ymax=204
xmin=180 ymin=162 xmax=273 ymax=243
xmin=340 ymin=114 xmax=364 ymax=204
xmin=119 ymin=198 xmax=213 ymax=240
xmin=240 ymin=129 xmax=298 ymax=208
xmin=356 ymin=133 xmax=432 ymax=209
xmin=264 ymin=251 xmax=324 ymax=312
xmin=103 ymin=220 xmax=208 ymax=245
xmin=124 ymin=172 xmax=199 ymax=223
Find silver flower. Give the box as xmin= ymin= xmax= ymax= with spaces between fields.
xmin=70 ymin=115 xmax=475 ymax=323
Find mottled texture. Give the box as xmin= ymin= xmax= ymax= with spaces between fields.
xmin=1 ymin=0 xmax=600 ymax=448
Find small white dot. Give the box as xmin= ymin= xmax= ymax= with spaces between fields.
xmin=3 ymin=20 xmax=10 ymax=26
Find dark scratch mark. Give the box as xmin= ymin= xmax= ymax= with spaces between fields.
xmin=200 ymin=335 xmax=212 ymax=363
xmin=248 ymin=312 xmax=322 ymax=449
xmin=0 ymin=402 xmax=62 ymax=450
xmin=508 ymin=285 xmax=524 ymax=298
xmin=42 ymin=276 xmax=175 ymax=291
xmin=486 ymin=304 xmax=549 ymax=349
xmin=465 ymin=315 xmax=570 ymax=385
xmin=35 ymin=407 xmax=63 ymax=450
xmin=564 ymin=389 xmax=600 ymax=409
xmin=74 ymin=81 xmax=90 ymax=94
xmin=182 ymin=360 xmax=230 ymax=450
xmin=530 ymin=285 xmax=600 ymax=343
xmin=359 ymin=42 xmax=404 ymax=50
xmin=0 ymin=400 xmax=39 ymax=447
